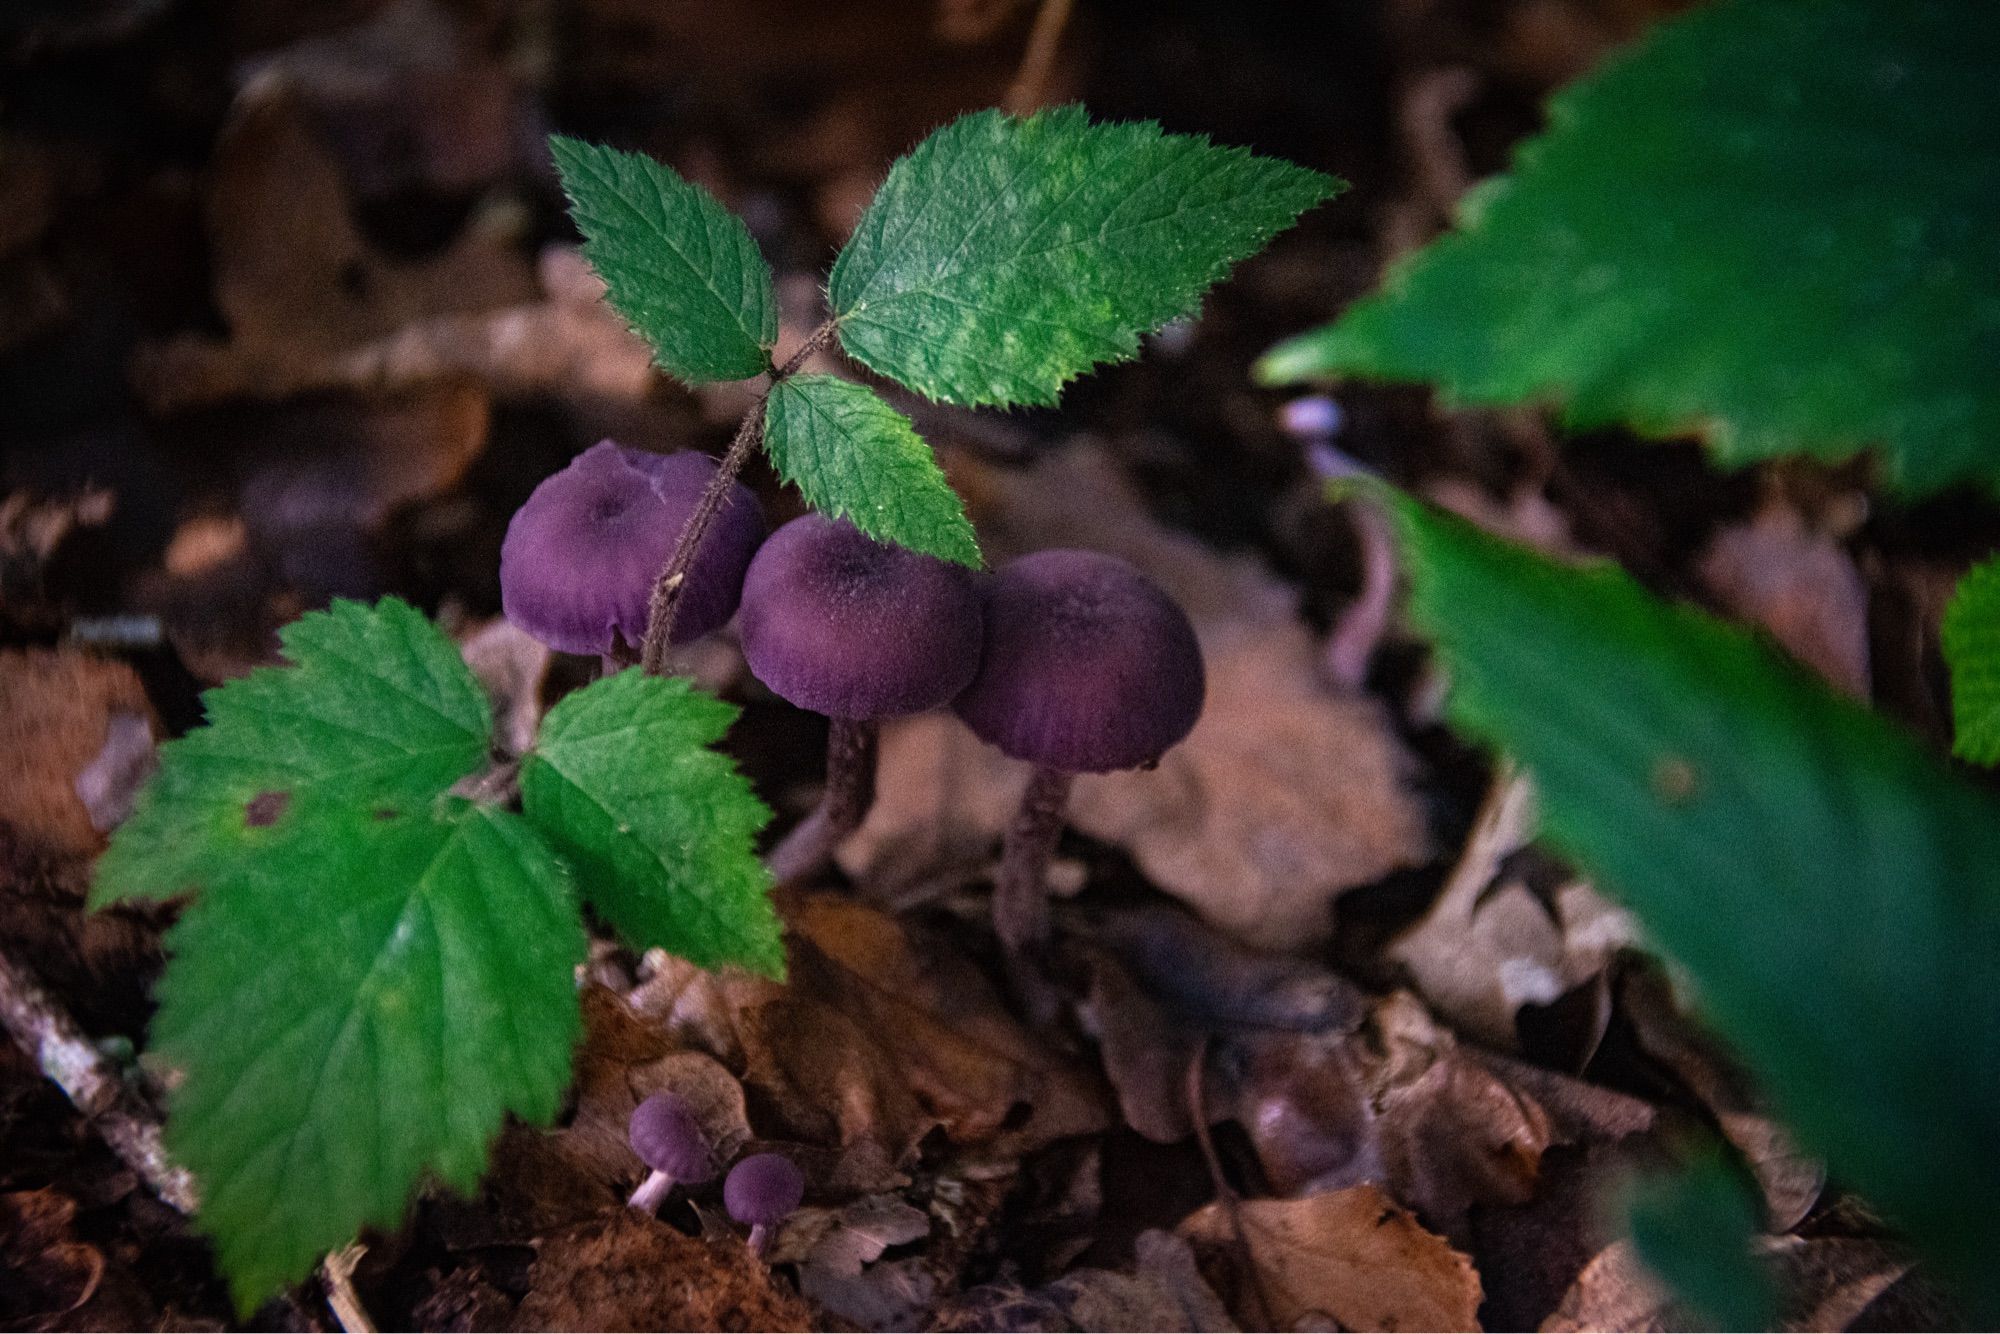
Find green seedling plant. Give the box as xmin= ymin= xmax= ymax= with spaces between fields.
xmin=1276 ymin=0 xmax=2000 ymax=1320
xmin=94 ymin=105 xmax=1337 ymax=1310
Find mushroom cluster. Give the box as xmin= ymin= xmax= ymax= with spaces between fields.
xmin=500 ymin=442 xmax=1207 ymax=1018
xmin=624 ymin=1092 xmax=807 ymax=1259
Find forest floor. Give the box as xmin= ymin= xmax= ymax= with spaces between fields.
xmin=1 ymin=0 xmax=1992 ymax=1328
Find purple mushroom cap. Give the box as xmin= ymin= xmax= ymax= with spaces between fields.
xmin=499 ymin=441 xmax=764 ymax=655
xmin=724 ymin=1153 xmax=805 ymax=1226
xmin=953 ymin=549 xmax=1204 ymax=773
xmin=738 ymin=514 xmax=984 ymax=720
xmin=628 ymin=1093 xmax=716 ymax=1184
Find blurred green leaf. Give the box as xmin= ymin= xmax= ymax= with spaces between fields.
xmin=1943 ymin=555 xmax=2000 ymax=765
xmin=1384 ymin=490 xmax=2000 ymax=1315
xmin=1266 ymin=3 xmax=2000 ymax=494
xmin=1627 ymin=1150 xmax=1778 ymax=1332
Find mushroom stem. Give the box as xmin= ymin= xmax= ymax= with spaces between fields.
xmin=627 ymin=1168 xmax=674 ymax=1214
xmin=994 ymin=766 xmax=1074 ymax=957
xmin=747 ymin=1222 xmax=773 ymax=1258
xmin=767 ymin=717 xmax=879 ymax=884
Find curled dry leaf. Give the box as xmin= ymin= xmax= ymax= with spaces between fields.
xmin=1181 ymin=1184 xmax=1484 ymax=1332
xmin=1699 ymin=501 xmax=1871 ymax=697
xmin=513 ymin=1209 xmax=811 ymax=1332
xmin=844 ymin=447 xmax=1430 ymax=950
xmin=1389 ymin=772 xmax=1638 ymax=1054
xmin=743 ymin=895 xmax=1108 ymax=1159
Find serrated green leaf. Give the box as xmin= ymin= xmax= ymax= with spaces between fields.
xmin=521 ymin=670 xmax=782 ymax=977
xmin=1264 ymin=3 xmax=2000 ymax=495
xmin=155 ymin=801 xmax=584 ymax=1312
xmin=1383 ymin=491 xmax=2000 ymax=1314
xmin=549 ymin=135 xmax=777 ymax=384
xmin=763 ymin=375 xmax=981 ymax=566
xmin=94 ymin=598 xmax=491 ymax=904
xmin=830 ymin=106 xmax=1340 ymax=407
xmin=1943 ymin=555 xmax=2000 ymax=765
xmin=1626 ymin=1151 xmax=1778 ymax=1332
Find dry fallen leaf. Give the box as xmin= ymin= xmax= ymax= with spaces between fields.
xmin=1700 ymin=502 xmax=1871 ymax=697
xmin=1182 ymin=1184 xmax=1484 ymax=1332
xmin=457 ymin=617 xmax=551 ymax=760
xmin=0 ymin=650 xmax=155 ymax=859
xmin=204 ymin=77 xmax=533 ymax=363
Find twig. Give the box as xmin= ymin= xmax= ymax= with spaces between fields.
xmin=0 ymin=942 xmax=197 ymax=1213
xmin=1186 ymin=1035 xmax=1276 ymax=1331
xmin=638 ymin=319 xmax=840 ymax=673
xmin=1003 ymin=0 xmax=1076 ymax=113
xmin=323 ymin=1244 xmax=378 ymax=1334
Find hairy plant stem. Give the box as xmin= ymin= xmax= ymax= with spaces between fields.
xmin=766 ymin=717 xmax=880 ymax=884
xmin=639 ymin=318 xmax=841 ymax=674
xmin=993 ymin=765 xmax=1074 ymax=957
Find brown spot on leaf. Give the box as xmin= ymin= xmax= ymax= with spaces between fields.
xmin=244 ymin=790 xmax=289 ymax=828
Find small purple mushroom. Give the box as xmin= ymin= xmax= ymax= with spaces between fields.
xmin=500 ymin=441 xmax=764 ymax=667
xmin=954 ymin=550 xmax=1204 ymax=971
xmin=724 ymin=1152 xmax=804 ymax=1257
xmin=626 ymin=1092 xmax=716 ymax=1214
xmin=738 ymin=514 xmax=984 ymax=883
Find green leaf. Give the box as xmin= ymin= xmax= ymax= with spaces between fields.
xmin=1943 ymin=555 xmax=2000 ymax=765
xmin=549 ymin=135 xmax=777 ymax=384
xmin=1626 ymin=1151 xmax=1778 ymax=1332
xmin=763 ymin=375 xmax=981 ymax=566
xmin=521 ymin=670 xmax=783 ymax=977
xmin=1383 ymin=490 xmax=2000 ymax=1314
xmin=830 ymin=106 xmax=1339 ymax=407
xmin=155 ymin=801 xmax=584 ymax=1312
xmin=94 ymin=598 xmax=491 ymax=904
xmin=1264 ymin=3 xmax=2000 ymax=495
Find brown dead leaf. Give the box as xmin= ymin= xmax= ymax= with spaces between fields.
xmin=1540 ymin=1239 xmax=1679 ymax=1332
xmin=1700 ymin=502 xmax=1870 ymax=696
xmin=0 ymin=651 xmax=155 ymax=860
xmin=845 ymin=448 xmax=1430 ymax=950
xmin=205 ymin=77 xmax=533 ymax=363
xmin=743 ymin=895 xmax=1108 ymax=1160
xmin=1182 ymin=1184 xmax=1484 ymax=1331
xmin=513 ymin=1210 xmax=811 ymax=1332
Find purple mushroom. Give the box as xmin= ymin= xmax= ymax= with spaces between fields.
xmin=500 ymin=441 xmax=764 ymax=668
xmin=626 ymin=1092 xmax=717 ymax=1214
xmin=954 ymin=550 xmax=1204 ymax=969
xmin=738 ymin=514 xmax=984 ymax=883
xmin=724 ymin=1152 xmax=804 ymax=1257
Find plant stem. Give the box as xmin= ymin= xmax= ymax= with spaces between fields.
xmin=638 ymin=318 xmax=842 ymax=675
xmin=993 ymin=765 xmax=1074 ymax=957
xmin=766 ymin=717 xmax=880 ymax=884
